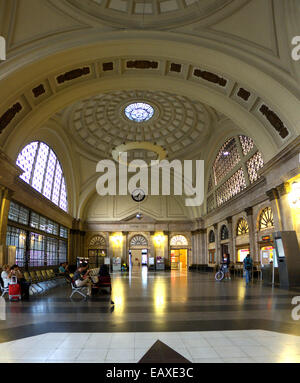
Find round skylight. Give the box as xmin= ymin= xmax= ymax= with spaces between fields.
xmin=124 ymin=102 xmax=154 ymax=122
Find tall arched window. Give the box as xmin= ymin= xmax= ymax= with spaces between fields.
xmin=206 ymin=135 xmax=264 ymax=212
xmin=220 ymin=225 xmax=229 ymax=241
xmin=208 ymin=230 xmax=215 ymax=243
xmin=237 ymin=218 xmax=249 ymax=236
xmin=16 ymin=142 xmax=68 ymax=212
xmin=258 ymin=207 xmax=274 ymax=231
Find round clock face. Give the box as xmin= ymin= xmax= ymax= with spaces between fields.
xmin=131 ymin=189 xmax=146 ymax=202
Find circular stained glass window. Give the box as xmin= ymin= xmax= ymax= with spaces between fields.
xmin=125 ymin=103 xmax=154 ymax=122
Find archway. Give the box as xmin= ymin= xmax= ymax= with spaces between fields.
xmin=170 ymin=235 xmax=189 ymax=270
xmin=129 ymin=234 xmax=149 ymax=268
xmin=88 ymin=235 xmax=107 ymax=268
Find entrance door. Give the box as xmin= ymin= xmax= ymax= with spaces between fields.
xmin=171 ymin=249 xmax=187 ymax=270
xmin=88 ymin=249 xmax=106 ymax=268
xmin=221 ymin=244 xmax=229 ymax=256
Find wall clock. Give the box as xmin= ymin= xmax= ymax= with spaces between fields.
xmin=131 ymin=189 xmax=146 ymax=202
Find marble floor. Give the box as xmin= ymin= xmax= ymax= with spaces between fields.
xmin=1 ymin=330 xmax=300 ymax=363
xmin=0 ymin=268 xmax=300 ymax=363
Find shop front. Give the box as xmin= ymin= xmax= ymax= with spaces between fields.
xmin=170 ymin=235 xmax=189 ymax=271
xmin=259 ymin=235 xmax=276 ymax=266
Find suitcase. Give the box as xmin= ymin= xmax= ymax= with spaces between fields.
xmin=9 ymin=276 xmax=21 ymax=301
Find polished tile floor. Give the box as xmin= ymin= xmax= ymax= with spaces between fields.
xmin=0 ymin=268 xmax=300 ymax=363
xmin=1 ymin=330 xmax=300 ymax=363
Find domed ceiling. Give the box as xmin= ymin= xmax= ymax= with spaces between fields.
xmin=64 ymin=90 xmax=211 ymax=161
xmin=58 ymin=0 xmax=234 ymax=29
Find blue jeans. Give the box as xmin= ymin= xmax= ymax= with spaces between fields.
xmin=245 ymin=269 xmax=251 ymax=284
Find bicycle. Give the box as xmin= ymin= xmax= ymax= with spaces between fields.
xmin=215 ymin=264 xmax=227 ymax=282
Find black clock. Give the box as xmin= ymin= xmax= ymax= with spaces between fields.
xmin=131 ymin=189 xmax=146 ymax=202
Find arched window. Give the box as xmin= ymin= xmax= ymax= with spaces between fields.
xmin=258 ymin=207 xmax=274 ymax=231
xmin=170 ymin=235 xmax=188 ymax=246
xmin=237 ymin=218 xmax=249 ymax=236
xmin=206 ymin=135 xmax=264 ymax=212
xmin=208 ymin=230 xmax=215 ymax=243
xmin=130 ymin=235 xmax=148 ymax=247
xmin=88 ymin=235 xmax=106 ymax=248
xmin=16 ymin=142 xmax=68 ymax=212
xmin=220 ymin=225 xmax=229 ymax=241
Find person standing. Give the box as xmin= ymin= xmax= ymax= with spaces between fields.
xmin=221 ymin=253 xmax=231 ymax=280
xmin=243 ymin=254 xmax=253 ymax=285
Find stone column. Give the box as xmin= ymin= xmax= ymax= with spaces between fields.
xmin=191 ymin=231 xmax=197 ymax=265
xmin=69 ymin=219 xmax=86 ymax=265
xmin=226 ymin=216 xmax=234 ymax=261
xmin=0 ymin=187 xmax=13 ymax=265
xmin=213 ymin=223 xmax=220 ymax=264
xmin=121 ymin=231 xmax=127 ymax=264
xmin=149 ymin=231 xmax=155 ymax=264
xmin=266 ymin=188 xmax=282 ymax=230
xmin=123 ymin=231 xmax=129 ymax=264
xmin=276 ymin=183 xmax=294 ymax=231
xmin=163 ymin=231 xmax=170 ymax=268
xmin=199 ymin=229 xmax=207 ymax=264
xmin=245 ymin=207 xmax=256 ymax=262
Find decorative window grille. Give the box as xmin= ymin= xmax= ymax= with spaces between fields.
xmin=170 ymin=235 xmax=188 ymax=246
xmin=239 ymin=135 xmax=254 ymax=156
xmin=216 ymin=169 xmax=246 ymax=207
xmin=16 ymin=142 xmax=68 ymax=212
xmin=237 ymin=218 xmax=249 ymax=235
xmin=247 ymin=151 xmax=264 ymax=183
xmin=207 ymin=194 xmax=215 ymax=213
xmin=89 ymin=235 xmax=106 ymax=248
xmin=130 ymin=235 xmax=148 ymax=247
xmin=213 ymin=138 xmax=240 ymax=185
xmin=259 ymin=207 xmax=274 ymax=231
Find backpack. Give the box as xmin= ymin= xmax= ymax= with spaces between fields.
xmin=244 ymin=257 xmax=252 ymax=270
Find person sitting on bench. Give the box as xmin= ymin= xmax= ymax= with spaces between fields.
xmin=59 ymin=262 xmax=72 ymax=281
xmin=73 ymin=263 xmax=92 ymax=297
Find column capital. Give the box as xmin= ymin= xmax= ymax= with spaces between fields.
xmin=163 ymin=231 xmax=169 ymax=236
xmin=226 ymin=216 xmax=232 ymax=224
xmin=192 ymin=228 xmax=206 ymax=235
xmin=276 ymin=182 xmax=291 ymax=196
xmin=266 ymin=188 xmax=279 ymax=201
xmin=245 ymin=207 xmax=253 ymax=216
xmin=213 ymin=223 xmax=218 ymax=230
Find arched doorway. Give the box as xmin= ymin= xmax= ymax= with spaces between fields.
xmin=129 ymin=234 xmax=148 ymax=268
xmin=88 ymin=235 xmax=107 ymax=268
xmin=170 ymin=235 xmax=189 ymax=270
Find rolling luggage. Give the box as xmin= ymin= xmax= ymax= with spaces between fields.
xmin=9 ymin=276 xmax=21 ymax=301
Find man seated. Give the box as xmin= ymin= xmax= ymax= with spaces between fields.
xmin=73 ymin=262 xmax=92 ymax=297
xmin=59 ymin=262 xmax=72 ymax=281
